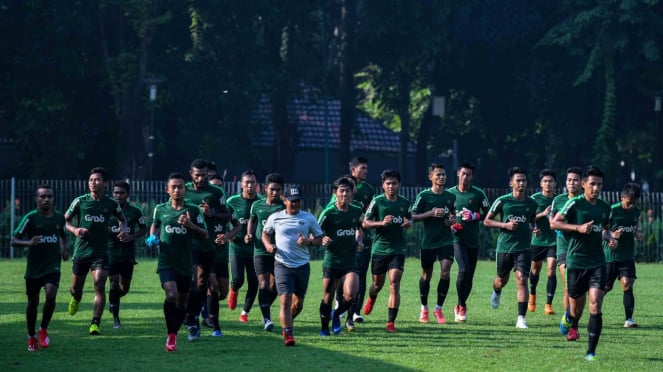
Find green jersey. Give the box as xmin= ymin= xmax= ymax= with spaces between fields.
xmin=603 ymin=203 xmax=641 ymax=262
xmin=447 ymin=185 xmax=491 ymax=248
xmin=411 ymin=188 xmax=456 ymax=249
xmin=558 ymin=195 xmax=611 ymax=269
xmin=153 ymin=202 xmax=207 ymax=276
xmin=14 ymin=210 xmax=66 ymax=279
xmin=354 ymin=182 xmax=376 ymax=211
xmin=530 ymin=192 xmax=556 ymax=247
xmin=488 ymin=193 xmax=537 ymax=254
xmin=365 ymin=194 xmax=411 ymax=256
xmin=65 ymin=194 xmax=124 ymax=258
xmin=318 ymin=203 xmax=364 ymax=270
xmin=250 ymin=199 xmax=285 ymax=256
xmin=108 ymin=203 xmax=146 ymax=264
xmin=551 ymin=193 xmax=572 ymax=256
xmin=227 ymin=194 xmax=263 ymax=257
xmin=185 ymin=182 xmax=228 ymax=253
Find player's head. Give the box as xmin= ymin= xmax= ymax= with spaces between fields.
xmin=457 ymin=162 xmax=475 ymax=187
xmin=332 ymin=176 xmax=355 ymax=206
xmin=189 ymin=158 xmax=208 ymax=188
xmin=539 ymin=169 xmax=556 ymax=191
xmin=565 ymin=166 xmax=582 ymax=195
xmin=340 ymin=173 xmax=357 ymax=191
xmin=166 ymin=172 xmax=186 ymax=200
xmin=34 ymin=184 xmax=54 ymax=212
xmin=113 ymin=181 xmax=130 ymax=205
xmin=349 ymin=157 xmax=369 ymax=181
xmin=265 ymin=173 xmax=285 ymax=203
xmin=88 ymin=167 xmax=110 ymax=193
xmin=206 ymin=160 xmax=218 ymax=176
xmin=208 ymin=174 xmax=223 ymax=186
xmin=508 ymin=166 xmax=527 ymax=191
xmin=283 ymin=185 xmax=303 ymax=215
xmin=428 ymin=163 xmax=447 ymax=186
xmin=381 ymin=169 xmax=401 ymax=197
xmin=621 ymin=182 xmax=641 ymax=210
xmin=240 ymin=170 xmax=258 ymax=195
xmin=581 ymin=165 xmax=604 ymax=200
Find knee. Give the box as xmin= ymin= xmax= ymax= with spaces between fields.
xmin=440 ymin=271 xmax=450 ymax=281
xmin=165 ymin=292 xmax=178 ymax=303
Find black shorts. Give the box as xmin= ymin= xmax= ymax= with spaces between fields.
xmin=159 ymin=269 xmax=192 ymax=293
xmin=72 ymin=255 xmax=108 ymax=275
xmin=109 ymin=260 xmax=135 ymax=278
xmin=322 ymin=267 xmax=353 ymax=280
xmin=371 ymin=254 xmax=405 ymax=275
xmin=192 ymin=250 xmax=214 ymax=274
xmin=606 ymin=260 xmax=637 ymax=282
xmin=557 ymin=253 xmax=567 ymax=267
xmin=531 ymin=245 xmax=556 ymax=262
xmin=567 ymin=266 xmax=606 ymax=298
xmin=274 ymin=262 xmax=310 ymax=297
xmin=213 ymin=261 xmax=229 ymax=279
xmin=420 ymin=245 xmax=454 ymax=269
xmin=254 ymin=255 xmax=275 ymax=276
xmin=25 ymin=272 xmax=61 ymax=296
xmin=496 ymin=251 xmax=531 ymax=278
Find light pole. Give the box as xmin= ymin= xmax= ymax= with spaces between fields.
xmin=655 ymin=95 xmax=661 ymax=192
xmin=144 ymin=77 xmax=164 ymax=180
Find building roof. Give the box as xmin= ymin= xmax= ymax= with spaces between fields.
xmin=250 ymin=96 xmax=416 ymax=153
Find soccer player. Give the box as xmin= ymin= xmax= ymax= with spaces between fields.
xmin=484 ymin=166 xmax=538 ymax=329
xmin=550 ymin=167 xmax=583 ymax=322
xmin=247 ymin=173 xmax=286 ymax=331
xmin=146 ymin=172 xmax=208 ymax=352
xmin=12 ymin=184 xmax=68 ymax=351
xmin=107 ymin=181 xmax=147 ymax=328
xmin=262 ymin=185 xmax=324 ymax=346
xmin=362 ymin=169 xmax=412 ymax=332
xmin=603 ymin=182 xmax=643 ymax=328
xmin=226 ymin=170 xmax=262 ymax=323
xmin=65 ymin=167 xmax=126 ymax=335
xmin=552 ymin=165 xmax=619 ymax=361
xmin=411 ymin=163 xmax=457 ymax=324
xmin=528 ymin=169 xmax=557 ymax=315
xmin=183 ymin=158 xmax=228 ymax=341
xmin=448 ymin=162 xmax=491 ymax=322
xmin=318 ymin=177 xmax=364 ymax=335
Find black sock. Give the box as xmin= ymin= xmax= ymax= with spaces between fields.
xmin=258 ymin=288 xmax=272 ymax=321
xmin=41 ymin=298 xmax=55 ymax=330
xmin=109 ymin=287 xmax=121 ymax=318
xmin=320 ymin=301 xmax=331 ymax=330
xmin=517 ymin=302 xmax=527 ymax=317
xmin=283 ymin=327 xmax=293 ymax=337
xmin=587 ymin=313 xmax=603 ymax=355
xmin=623 ymin=290 xmax=634 ymax=320
xmin=530 ymin=272 xmax=540 ymax=295
xmin=164 ymin=300 xmax=179 ymax=334
xmin=546 ymin=276 xmax=557 ymax=305
xmin=388 ymin=307 xmax=399 ymax=323
xmin=71 ymin=289 xmax=83 ymax=302
xmin=207 ymin=292 xmax=220 ymax=330
xmin=437 ymin=278 xmax=449 ymax=307
xmin=494 ymin=287 xmax=502 ymax=295
xmin=91 ymin=317 xmax=100 ymax=326
xmin=419 ymin=278 xmax=430 ymax=306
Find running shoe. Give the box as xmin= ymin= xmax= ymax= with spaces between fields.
xmin=434 ymin=308 xmax=446 ymax=324
xmin=567 ymin=327 xmax=579 ymax=341
xmin=263 ymin=319 xmax=275 ymax=332
xmin=624 ymin=319 xmax=638 ymax=328
xmin=187 ymin=325 xmax=200 ymax=341
xmin=352 ymin=313 xmax=364 ymax=323
xmin=319 ymin=329 xmax=330 ymax=337
xmin=165 ymin=333 xmax=177 ymax=352
xmin=239 ymin=313 xmax=249 ymax=323
xmin=490 ymin=291 xmax=501 ymax=309
xmin=544 ymin=304 xmax=556 ymax=315
xmin=113 ymin=318 xmax=122 ymax=329
xmin=386 ymin=322 xmax=397 ymax=333
xmin=228 ymin=289 xmax=238 ymax=310
xmin=68 ymin=297 xmax=79 ymax=316
xmin=559 ymin=312 xmax=572 ymax=335
xmin=89 ymin=323 xmax=101 ymax=336
xmin=363 ymin=298 xmax=375 ymax=315
xmin=284 ymin=335 xmax=296 ymax=346
xmin=38 ymin=328 xmax=49 ymax=348
xmin=331 ymin=310 xmax=342 ymax=334
xmin=585 ymin=353 xmax=597 ymax=362
xmin=211 ymin=330 xmax=223 ymax=337
xmin=419 ymin=308 xmax=429 ymax=323
xmin=204 ymin=317 xmax=214 ymax=328
xmin=457 ymin=306 xmax=467 ymax=322
xmin=28 ymin=336 xmax=38 ymax=352
xmin=516 ymin=316 xmax=528 ymax=329
xmin=528 ymin=294 xmax=536 ymax=312
xmin=345 ymin=319 xmax=356 ymax=332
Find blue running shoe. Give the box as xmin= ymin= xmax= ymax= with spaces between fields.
xmin=320 ymin=330 xmax=330 ymax=337
xmin=585 ymin=353 xmax=597 ymax=362
xmin=211 ymin=330 xmax=223 ymax=337
xmin=559 ymin=312 xmax=572 ymax=335
xmin=331 ymin=310 xmax=342 ymax=335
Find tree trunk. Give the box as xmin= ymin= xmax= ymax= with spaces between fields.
xmin=592 ymin=57 xmax=616 ymax=186
xmin=398 ymin=74 xmax=411 ymax=181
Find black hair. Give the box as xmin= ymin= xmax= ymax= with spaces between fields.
xmin=539 ymin=169 xmax=556 ymax=182
xmin=332 ymin=176 xmax=355 ymax=191
xmin=114 ymin=181 xmax=131 ymax=194
xmin=35 ymin=184 xmax=52 ymax=195
xmin=428 ymin=163 xmax=446 ymax=173
xmin=566 ymin=166 xmax=582 ymax=177
xmin=583 ymin=165 xmax=604 ymax=180
xmin=457 ymin=162 xmax=475 ymax=172
xmin=622 ymin=182 xmax=641 ymax=199
xmin=349 ymin=157 xmax=368 ymax=170
xmin=240 ymin=170 xmax=256 ymax=179
xmin=168 ymin=172 xmax=185 ymax=181
xmin=508 ymin=166 xmax=527 ymax=179
xmin=190 ymin=159 xmax=207 ymax=170
xmin=265 ymin=172 xmax=285 ymax=187
xmin=89 ymin=167 xmax=110 ymax=181
xmin=381 ymin=169 xmax=401 ymax=183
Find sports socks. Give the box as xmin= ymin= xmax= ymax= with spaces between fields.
xmin=587 ymin=313 xmax=603 ymax=355
xmin=319 ymin=301 xmax=331 ymax=330
xmin=546 ymin=275 xmax=557 ymax=305
xmin=419 ymin=278 xmax=430 ymax=306
xmin=437 ymin=278 xmax=449 ymax=307
xmin=623 ymin=289 xmax=634 ymax=320
xmin=517 ymin=302 xmax=527 ymax=317
xmin=388 ymin=307 xmax=399 ymax=323
xmin=530 ymin=272 xmax=539 ymax=295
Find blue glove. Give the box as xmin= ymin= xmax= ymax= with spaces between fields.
xmin=145 ymin=234 xmax=160 ymax=248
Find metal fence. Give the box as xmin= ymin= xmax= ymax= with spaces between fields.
xmin=2 ymin=179 xmax=663 ymax=262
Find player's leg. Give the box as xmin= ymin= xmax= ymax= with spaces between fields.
xmin=544 ymin=250 xmax=557 ymax=314
xmin=39 ymin=275 xmax=59 ymax=347
xmin=386 ymin=263 xmax=404 ymax=332
xmin=69 ymin=257 xmax=91 ymax=316
xmin=418 ymin=249 xmax=435 ymax=322
xmin=291 ymin=263 xmax=310 ymax=321
xmin=90 ymin=263 xmax=109 ymax=334
xmin=586 ymin=266 xmax=606 ymax=359
xmin=243 ymin=257 xmax=259 ymax=317
xmin=350 ymin=246 xmax=371 ymax=321
xmin=26 ymin=278 xmax=40 ymax=350
xmin=319 ymin=272 xmax=337 ymax=335
xmin=515 ymin=251 xmax=531 ymax=328
xmin=620 ymin=261 xmax=637 ymax=327
xmin=491 ymin=253 xmax=512 ymax=309
xmin=229 ymin=255 xmax=242 ymax=310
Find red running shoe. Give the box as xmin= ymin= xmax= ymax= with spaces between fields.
xmin=165 ymin=333 xmax=177 ymax=352
xmin=363 ymin=298 xmax=375 ymax=315
xmin=386 ymin=322 xmax=397 ymax=333
xmin=228 ymin=290 xmax=238 ymax=310
xmin=567 ymin=327 xmax=579 ymax=341
xmin=38 ymin=328 xmax=50 ymax=348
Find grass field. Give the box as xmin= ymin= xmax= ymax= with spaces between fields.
xmin=1 ymin=258 xmax=662 ymax=371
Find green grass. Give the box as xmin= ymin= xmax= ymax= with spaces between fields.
xmin=1 ymin=258 xmax=662 ymax=371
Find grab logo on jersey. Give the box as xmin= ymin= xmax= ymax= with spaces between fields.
xmin=165 ymin=225 xmax=188 ymax=234
xmin=439 ymin=206 xmax=450 ymax=215
xmin=213 ymin=224 xmax=224 ymax=233
xmin=591 ymin=224 xmax=603 ymax=232
xmin=336 ymin=228 xmax=356 ymax=237
xmin=618 ymin=225 xmax=635 ymax=233
xmin=238 ymin=217 xmax=248 ymax=225
xmin=84 ymin=214 xmax=106 ymax=223
xmin=111 ymin=225 xmax=131 ymax=234
xmin=506 ymin=215 xmax=527 ymax=223
xmin=392 ymin=216 xmax=404 ymax=224
xmin=40 ymin=234 xmax=58 ymax=244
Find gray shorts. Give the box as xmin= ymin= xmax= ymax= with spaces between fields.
xmin=274 ymin=262 xmax=310 ymax=297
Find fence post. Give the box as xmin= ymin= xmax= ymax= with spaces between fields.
xmin=10 ymin=177 xmax=15 ymax=258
